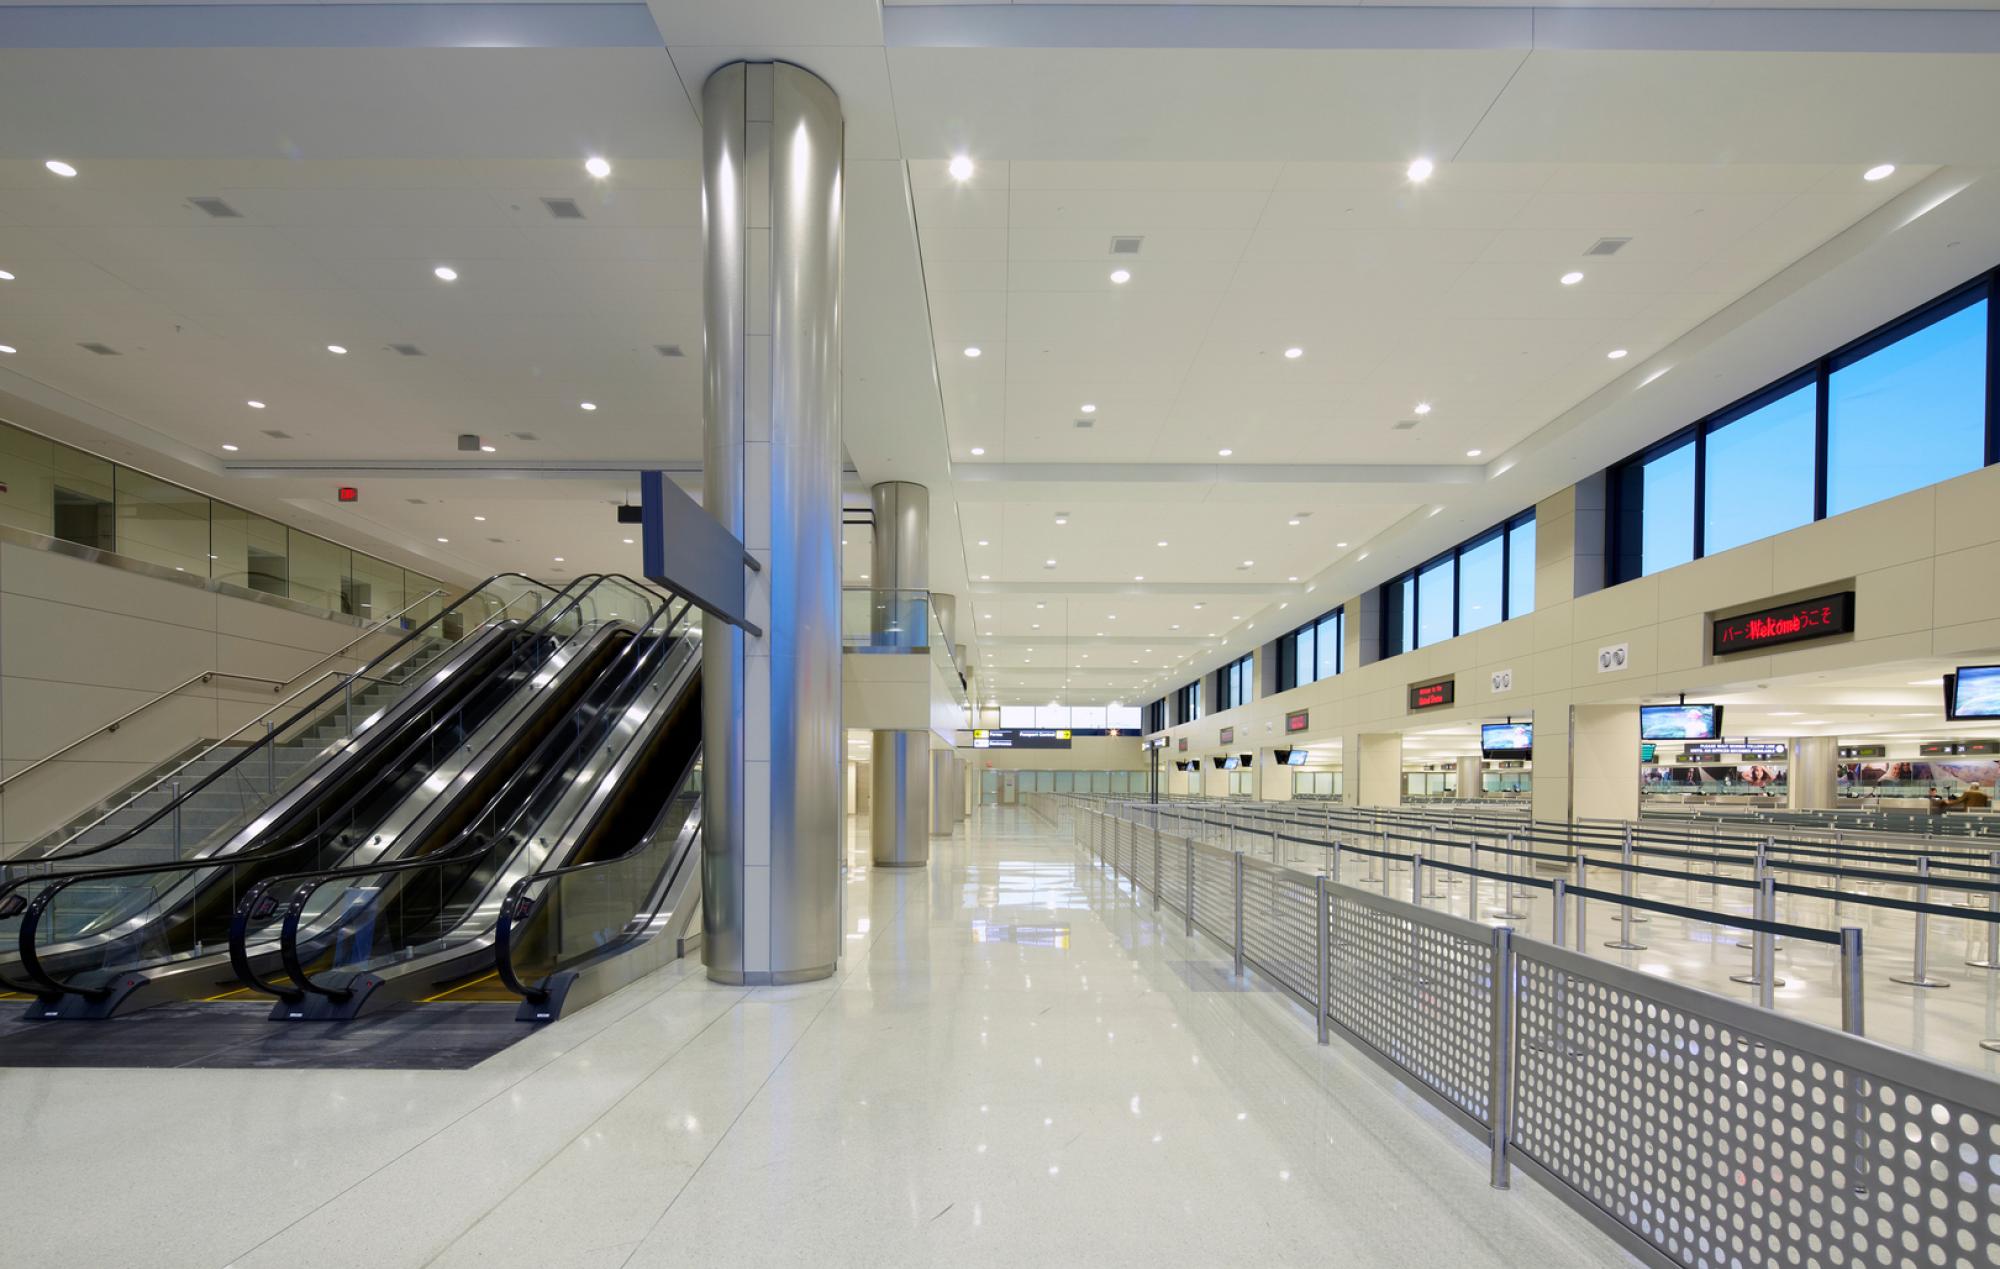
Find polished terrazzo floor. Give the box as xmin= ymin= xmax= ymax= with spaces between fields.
xmin=3 ymin=807 xmax=1624 ymax=1268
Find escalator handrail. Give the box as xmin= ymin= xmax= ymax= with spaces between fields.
xmin=3 ymin=577 xmax=620 ymax=1000
xmin=5 ymin=571 xmax=566 ymax=874
xmin=493 ymin=742 xmax=703 ymax=1005
xmin=241 ymin=595 xmax=688 ymax=1004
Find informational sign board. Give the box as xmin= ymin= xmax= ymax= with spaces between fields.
xmin=1712 ymin=591 xmax=1855 ymax=657
xmin=971 ymin=729 xmax=1072 ymax=750
xmin=1679 ymin=742 xmax=1788 ymax=762
xmin=1408 ymin=678 xmax=1455 ymax=711
xmin=1919 ymin=739 xmax=2000 ymax=757
xmin=1838 ymin=744 xmax=1887 ymax=760
xmin=1285 ymin=709 xmax=1310 ymax=733
xmin=1218 ymin=726 xmax=1234 ymax=745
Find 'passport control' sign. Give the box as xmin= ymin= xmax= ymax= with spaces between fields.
xmin=1712 ymin=591 xmax=1855 ymax=657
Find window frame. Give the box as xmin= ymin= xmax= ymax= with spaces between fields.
xmin=1608 ymin=267 xmax=1997 ymax=584
xmin=1277 ymin=605 xmax=1345 ymax=691
xmin=1376 ymin=508 xmax=1538 ymax=660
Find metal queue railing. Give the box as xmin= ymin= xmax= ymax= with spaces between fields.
xmin=1121 ymin=794 xmax=2000 ymax=1046
xmin=1041 ymin=793 xmax=2000 ymax=1269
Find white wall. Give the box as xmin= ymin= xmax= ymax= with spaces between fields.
xmin=0 ymin=541 xmax=386 ymax=854
xmin=1155 ymin=462 xmax=2000 ymax=821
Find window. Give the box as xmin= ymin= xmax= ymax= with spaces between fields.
xmin=1827 ymin=296 xmax=1988 ymax=515
xmin=1704 ymin=381 xmax=1817 ymax=555
xmin=1457 ymin=531 xmax=1503 ymax=635
xmin=1277 ymin=607 xmax=1343 ymax=691
xmin=1173 ymin=680 xmax=1202 ymax=725
xmin=1217 ymin=654 xmax=1252 ymax=710
xmin=1144 ymin=698 xmax=1167 ymax=734
xmin=1507 ymin=516 xmax=1535 ymax=618
xmin=1610 ymin=272 xmax=1997 ymax=581
xmin=1376 ymin=510 xmax=1537 ymax=659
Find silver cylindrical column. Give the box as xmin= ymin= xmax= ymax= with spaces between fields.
xmin=699 ymin=61 xmax=844 ymax=986
xmin=874 ymin=730 xmax=931 ymax=867
xmin=1455 ymin=755 xmax=1482 ymax=800
xmin=1788 ymin=735 xmax=1837 ymax=810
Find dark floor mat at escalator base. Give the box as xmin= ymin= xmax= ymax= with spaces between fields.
xmin=0 ymin=1001 xmax=527 ymax=1070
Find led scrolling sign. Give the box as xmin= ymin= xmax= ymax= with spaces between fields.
xmin=1712 ymin=591 xmax=1855 ymax=657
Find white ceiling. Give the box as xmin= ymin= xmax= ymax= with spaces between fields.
xmin=3 ymin=2 xmax=2000 ymax=706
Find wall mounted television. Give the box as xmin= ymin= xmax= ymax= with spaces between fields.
xmin=1283 ymin=748 xmax=1309 ymax=766
xmin=1480 ymin=722 xmax=1533 ymax=758
xmin=1639 ymin=703 xmax=1723 ymax=741
xmin=1949 ymin=666 xmax=2000 ymax=720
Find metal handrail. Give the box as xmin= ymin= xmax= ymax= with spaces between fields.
xmin=0 ymin=589 xmax=446 ymax=794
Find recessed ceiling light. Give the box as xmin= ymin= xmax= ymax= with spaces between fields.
xmin=1054 ymin=516 xmax=1067 ymax=526
xmin=1241 ymin=560 xmax=1253 ymax=568
xmin=1156 ymin=540 xmax=1168 ymax=547
xmin=969 ymin=447 xmax=986 ymax=456
xmin=1035 ymin=602 xmax=1045 ymax=609
xmin=0 ymin=270 xmax=13 ymax=281
xmin=1133 ymin=575 xmax=1144 ymax=581
xmin=221 ymin=443 xmax=239 ymax=452
xmin=980 ymin=574 xmax=991 ymax=580
xmin=1287 ymin=575 xmax=1299 ymax=582
xmin=1863 ymin=163 xmax=1896 ymax=182
xmin=579 ymin=402 xmax=597 ymax=411
xmin=623 ymin=537 xmax=635 ymax=545
xmin=1109 ymin=269 xmax=1130 ymax=284
xmin=1407 ymin=157 xmax=1435 ymax=183
xmin=1283 ymin=347 xmax=1303 ymax=359
xmin=246 ymin=400 xmax=266 ymax=410
xmin=1413 ymin=402 xmax=1432 ymax=416
xmin=963 ymin=346 xmax=981 ymax=358
xmin=584 ymin=155 xmax=612 ymax=179
xmin=553 ymin=556 xmax=565 ymax=563
xmin=1466 ymin=448 xmax=1483 ymax=458
xmin=473 ymin=515 xmax=486 ymax=522
xmin=1080 ymin=403 xmax=1096 ymax=414
xmin=44 ymin=160 xmax=77 ymax=178
xmin=1287 ymin=518 xmax=1301 ymax=526
xmin=326 ymin=344 xmax=347 ymax=355
xmin=0 ymin=345 xmax=15 ymax=355
xmin=1560 ymin=271 xmax=1584 ymax=286
xmin=977 ymin=539 xmax=989 ymax=546
xmin=1607 ymin=348 xmax=1629 ymax=360
xmin=433 ymin=265 xmax=458 ymax=282
xmin=948 ymin=155 xmax=975 ymax=182
xmin=480 ymin=444 xmax=497 ymax=453
xmin=1217 ymin=448 xmax=1232 ymax=457
xmin=1044 ymin=559 xmax=1056 ymax=567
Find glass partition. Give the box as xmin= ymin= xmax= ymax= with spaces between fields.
xmin=842 ymin=587 xmax=931 ymax=650
xmin=0 ymin=418 xmax=455 ymax=620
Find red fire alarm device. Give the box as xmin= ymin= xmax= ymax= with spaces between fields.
xmin=337 ymin=486 xmax=359 ymax=503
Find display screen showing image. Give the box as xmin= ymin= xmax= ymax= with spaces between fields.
xmin=1480 ymin=723 xmax=1532 ymax=753
xmin=1285 ymin=749 xmax=1309 ymax=766
xmin=1639 ymin=703 xmax=1723 ymax=740
xmin=1223 ymin=756 xmax=1240 ymax=770
xmin=1952 ymin=666 xmax=2000 ymax=719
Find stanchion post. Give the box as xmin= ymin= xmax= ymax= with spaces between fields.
xmin=1839 ymin=926 xmax=1865 ymax=1036
xmin=1233 ymin=850 xmax=1246 ymax=978
xmin=1892 ymin=855 xmax=1950 ymax=989
xmin=1968 ymin=849 xmax=2000 ymax=970
xmin=1488 ymin=925 xmax=1515 ymax=1190
xmin=1185 ymin=837 xmax=1195 ymax=938
xmin=1576 ymin=857 xmax=1589 ymax=950
xmin=1411 ymin=853 xmax=1424 ymax=907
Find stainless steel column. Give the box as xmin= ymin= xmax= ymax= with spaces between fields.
xmin=873 ymin=730 xmax=930 ymax=867
xmin=1788 ymin=735 xmax=1836 ymax=810
xmin=699 ymin=61 xmax=844 ymax=986
xmin=869 ymin=479 xmax=932 ymax=868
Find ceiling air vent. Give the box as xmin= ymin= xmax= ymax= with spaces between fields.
xmin=78 ymin=342 xmax=121 ymax=356
xmin=509 ymin=431 xmax=539 ymax=442
xmin=261 ymin=429 xmax=291 ymax=439
xmin=405 ymin=498 xmax=427 ymax=505
xmin=1393 ymin=419 xmax=1420 ymax=431
xmin=541 ymin=197 xmax=586 ymax=220
xmin=1584 ymin=236 xmax=1631 ymax=257
xmin=189 ymin=197 xmax=243 ymax=219
xmin=389 ymin=343 xmax=425 ymax=357
xmin=1073 ymin=417 xmax=1094 ymax=429
xmin=655 ymin=344 xmax=685 ymax=358
xmin=1110 ymin=235 xmax=1144 ymax=255
xmin=487 ymin=537 xmax=507 ymax=545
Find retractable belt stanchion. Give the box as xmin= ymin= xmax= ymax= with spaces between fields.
xmin=1968 ymin=849 xmax=2000 ymax=971
xmin=1892 ymin=855 xmax=1950 ymax=989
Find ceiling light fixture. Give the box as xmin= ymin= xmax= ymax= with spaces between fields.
xmin=1080 ymin=403 xmax=1096 ymax=414
xmin=1560 ymin=271 xmax=1584 ymax=286
xmin=1863 ymin=163 xmax=1896 ymax=182
xmin=326 ymin=344 xmax=348 ymax=355
xmin=1054 ymin=516 xmax=1067 ymax=526
xmin=433 ymin=265 xmax=458 ymax=282
xmin=221 ymin=443 xmax=239 ymax=452
xmin=579 ymin=402 xmax=597 ymax=411
xmin=1283 ymin=347 xmax=1303 ymax=359
xmin=0 ymin=345 xmax=16 ymax=355
xmin=969 ymin=447 xmax=986 ymax=456
xmin=0 ymin=270 xmax=13 ymax=281
xmin=480 ymin=443 xmax=497 ymax=453
xmin=977 ymin=539 xmax=989 ymax=546
xmin=246 ymin=400 xmax=265 ymax=410
xmin=473 ymin=515 xmax=486 ymax=522
xmin=44 ymin=159 xmax=77 ymax=178
xmin=1109 ymin=269 xmax=1130 ymax=284
xmin=553 ymin=556 xmax=565 ymax=563
xmin=1466 ymin=448 xmax=1483 ymax=458
xmin=436 ymin=537 xmax=450 ymax=544
xmin=948 ymin=155 xmax=975 ymax=182
xmin=1607 ymin=348 xmax=1629 ymax=360
xmin=1407 ymin=157 xmax=1435 ymax=183
xmin=585 ymin=155 xmax=612 ymax=179
xmin=1287 ymin=518 xmax=1301 ymax=526
xmin=623 ymin=537 xmax=635 ymax=545
xmin=1217 ymin=448 xmax=1232 ymax=457
xmin=963 ymin=346 xmax=981 ymax=358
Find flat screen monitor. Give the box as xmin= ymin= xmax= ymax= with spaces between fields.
xmin=1639 ymin=703 xmax=1723 ymax=741
xmin=1222 ymin=756 xmax=1241 ymax=770
xmin=1284 ymin=749 xmax=1309 ymax=766
xmin=1951 ymin=666 xmax=2000 ymax=719
xmin=1481 ymin=723 xmax=1533 ymax=757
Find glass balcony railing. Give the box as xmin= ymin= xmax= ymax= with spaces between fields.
xmin=841 ymin=588 xmax=971 ymax=710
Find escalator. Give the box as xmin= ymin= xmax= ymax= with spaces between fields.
xmin=234 ymin=587 xmax=704 ymax=1022
xmin=0 ymin=574 xmax=641 ymax=1018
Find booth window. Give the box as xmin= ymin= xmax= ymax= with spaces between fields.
xmin=1609 ymin=270 xmax=1995 ymax=583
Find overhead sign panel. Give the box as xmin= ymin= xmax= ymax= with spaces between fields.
xmin=1712 ymin=591 xmax=1855 ymax=657
xmin=972 ymin=729 xmax=1072 ymax=750
xmin=1409 ymin=678 xmax=1455 ymax=711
